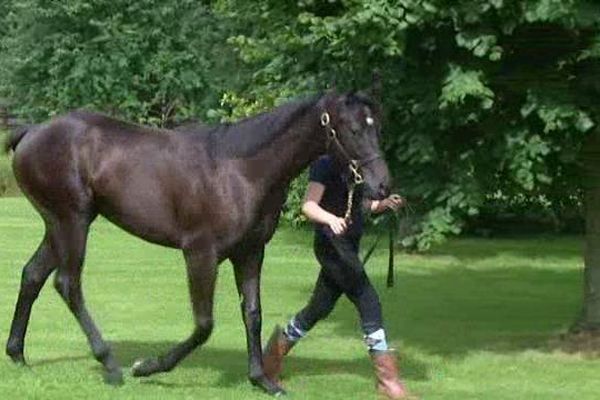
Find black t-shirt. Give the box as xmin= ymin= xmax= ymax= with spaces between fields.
xmin=309 ymin=155 xmax=364 ymax=238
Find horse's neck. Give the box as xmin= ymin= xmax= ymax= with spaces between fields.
xmin=241 ymin=105 xmax=325 ymax=190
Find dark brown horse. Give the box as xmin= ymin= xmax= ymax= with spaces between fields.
xmin=4 ymin=87 xmax=390 ymax=395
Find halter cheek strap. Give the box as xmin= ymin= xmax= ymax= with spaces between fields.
xmin=320 ymin=111 xmax=383 ymax=220
xmin=321 ymin=112 xmax=383 ymax=184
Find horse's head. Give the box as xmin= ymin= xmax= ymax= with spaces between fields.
xmin=318 ymin=76 xmax=391 ymax=200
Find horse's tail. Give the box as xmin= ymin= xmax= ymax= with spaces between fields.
xmin=3 ymin=125 xmax=32 ymax=154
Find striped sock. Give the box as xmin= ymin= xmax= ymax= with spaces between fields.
xmin=283 ymin=318 xmax=307 ymax=342
xmin=364 ymin=329 xmax=389 ymax=352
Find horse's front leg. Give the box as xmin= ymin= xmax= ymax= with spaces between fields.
xmin=231 ymin=246 xmax=285 ymax=396
xmin=131 ymin=245 xmax=217 ymax=377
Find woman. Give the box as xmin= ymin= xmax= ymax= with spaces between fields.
xmin=263 ymin=154 xmax=412 ymax=399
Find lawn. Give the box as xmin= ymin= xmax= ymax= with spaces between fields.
xmin=0 ymin=197 xmax=598 ymax=399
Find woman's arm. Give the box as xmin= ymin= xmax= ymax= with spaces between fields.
xmin=302 ymin=182 xmax=348 ymax=235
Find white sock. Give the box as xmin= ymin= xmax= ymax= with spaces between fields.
xmin=284 ymin=318 xmax=307 ymax=342
xmin=364 ymin=328 xmax=388 ymax=352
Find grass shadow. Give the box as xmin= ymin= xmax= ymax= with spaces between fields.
xmin=420 ymin=235 xmax=582 ymax=262
xmin=105 ymin=341 xmax=429 ymax=387
xmin=32 ymin=355 xmax=88 ymax=367
xmin=322 ymin=262 xmax=582 ymax=358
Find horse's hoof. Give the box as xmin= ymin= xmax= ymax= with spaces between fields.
xmin=8 ymin=354 xmax=26 ymax=365
xmin=131 ymin=358 xmax=161 ymax=377
xmin=9 ymin=357 xmax=28 ymax=368
xmin=250 ymin=375 xmax=287 ymax=396
xmin=6 ymin=343 xmax=26 ymax=366
xmin=103 ymin=368 xmax=124 ymax=386
xmin=6 ymin=352 xmax=27 ymax=366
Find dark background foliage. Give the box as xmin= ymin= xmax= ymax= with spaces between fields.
xmin=2 ymin=0 xmax=599 ymax=249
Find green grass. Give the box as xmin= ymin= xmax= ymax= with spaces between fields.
xmin=0 ymin=197 xmax=598 ymax=399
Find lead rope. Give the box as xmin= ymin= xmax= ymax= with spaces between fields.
xmin=344 ymin=182 xmax=355 ymax=221
xmin=344 ymin=161 xmax=365 ymax=220
xmin=360 ymin=209 xmax=399 ymax=288
xmin=321 ymin=112 xmax=364 ymax=222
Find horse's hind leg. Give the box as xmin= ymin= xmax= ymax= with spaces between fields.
xmin=6 ymin=235 xmax=56 ymax=364
xmin=52 ymin=214 xmax=123 ymax=385
xmin=131 ymin=245 xmax=216 ymax=377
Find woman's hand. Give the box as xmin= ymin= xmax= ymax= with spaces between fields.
xmin=301 ymin=182 xmax=348 ymax=235
xmin=371 ymin=194 xmax=405 ymax=214
xmin=327 ymin=215 xmax=348 ymax=235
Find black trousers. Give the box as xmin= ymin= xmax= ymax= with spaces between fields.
xmin=293 ymin=233 xmax=384 ymax=335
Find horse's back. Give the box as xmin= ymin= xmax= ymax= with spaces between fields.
xmin=12 ymin=111 xmax=178 ymax=223
xmin=10 ymin=110 xmax=264 ymax=251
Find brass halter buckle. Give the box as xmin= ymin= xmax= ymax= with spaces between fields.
xmin=349 ymin=160 xmax=364 ymax=185
xmin=321 ymin=112 xmax=337 ymax=140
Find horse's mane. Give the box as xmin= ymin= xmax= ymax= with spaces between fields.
xmin=68 ymin=95 xmax=320 ymax=158
xmin=170 ymin=119 xmax=208 ymax=134
xmin=172 ymin=96 xmax=319 ymax=158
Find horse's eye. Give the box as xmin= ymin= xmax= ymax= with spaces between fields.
xmin=366 ymin=117 xmax=374 ymax=126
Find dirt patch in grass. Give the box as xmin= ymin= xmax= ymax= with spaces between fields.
xmin=552 ymin=330 xmax=600 ymax=357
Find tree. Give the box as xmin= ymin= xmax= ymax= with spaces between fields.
xmin=572 ymin=129 xmax=600 ymax=332
xmin=0 ymin=0 xmax=240 ymax=124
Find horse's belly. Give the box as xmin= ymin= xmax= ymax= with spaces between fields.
xmin=94 ymin=182 xmax=182 ymax=248
xmin=97 ymin=202 xmax=181 ymax=248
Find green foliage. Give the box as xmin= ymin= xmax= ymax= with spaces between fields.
xmin=0 ymin=161 xmax=18 ymax=197
xmin=2 ymin=0 xmax=600 ymax=249
xmin=281 ymin=171 xmax=309 ymax=227
xmin=439 ymin=66 xmax=494 ymax=110
xmin=214 ymin=0 xmax=600 ymax=250
xmin=0 ymin=131 xmax=19 ymax=196
xmin=0 ymin=0 xmax=237 ymax=124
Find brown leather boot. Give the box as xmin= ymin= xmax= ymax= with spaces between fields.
xmin=371 ymin=351 xmax=414 ymax=399
xmin=263 ymin=325 xmax=296 ymax=383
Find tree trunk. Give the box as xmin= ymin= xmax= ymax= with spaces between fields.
xmin=571 ymin=129 xmax=600 ymax=333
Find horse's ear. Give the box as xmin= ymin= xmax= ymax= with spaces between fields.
xmin=326 ymin=75 xmax=338 ymax=92
xmin=318 ymin=79 xmax=340 ymax=118
xmin=369 ymin=70 xmax=382 ymax=102
xmin=327 ymin=79 xmax=337 ymax=93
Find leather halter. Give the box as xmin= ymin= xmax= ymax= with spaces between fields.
xmin=320 ymin=112 xmax=381 ymax=185
xmin=320 ymin=111 xmax=382 ymax=220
